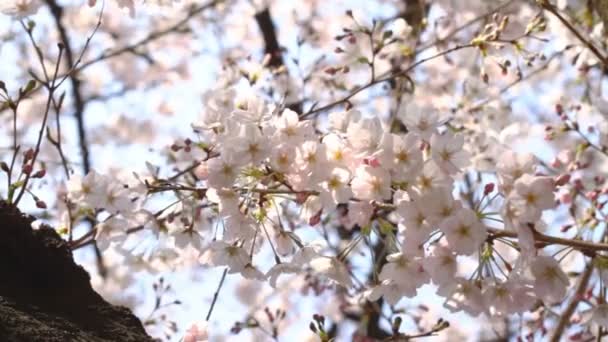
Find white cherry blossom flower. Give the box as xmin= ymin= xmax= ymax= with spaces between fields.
xmin=226 ymin=124 xmax=270 ymax=165
xmin=396 ymin=198 xmax=433 ymax=247
xmin=511 ymin=174 xmax=555 ymax=223
xmin=1 ymin=0 xmax=42 ymax=17
xmin=391 ymin=133 xmax=423 ymax=182
xmin=207 ymin=154 xmax=241 ymax=189
xmin=398 ymin=103 xmax=441 ymax=140
xmin=413 ymin=160 xmax=452 ymax=194
xmin=441 ymin=278 xmax=485 ymax=316
xmin=346 ymin=116 xmax=384 ymax=155
xmin=430 ymin=132 xmax=471 ymax=174
xmin=379 ymin=253 xmax=430 ymax=297
xmin=269 ymin=108 xmax=314 ymax=145
xmin=440 ymin=208 xmax=487 ymax=255
xmin=496 ymin=151 xmax=536 ymax=194
xmin=66 ymin=170 xmax=109 ymax=209
xmin=309 ymin=256 xmax=353 ymax=287
xmin=424 ymin=246 xmax=457 ymax=286
xmin=199 ymin=241 xmax=250 ymax=273
xmin=530 ymin=255 xmax=569 ymax=303
xmin=317 ymin=167 xmax=353 ymax=210
xmin=351 ymin=165 xmax=392 ymax=201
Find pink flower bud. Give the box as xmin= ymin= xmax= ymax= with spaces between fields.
xmin=309 ymin=210 xmax=322 ymax=226
xmin=32 ymin=169 xmax=46 ymax=178
xmin=586 ymin=190 xmax=599 ymax=201
xmin=36 ymin=200 xmax=47 ymax=209
xmin=363 ymin=157 xmax=381 ymax=168
xmin=554 ymin=174 xmax=570 ymax=186
xmin=483 ymin=183 xmax=495 ymax=195
xmin=24 ymin=148 xmax=34 ymax=161
xmin=22 ymin=164 xmax=32 ymax=175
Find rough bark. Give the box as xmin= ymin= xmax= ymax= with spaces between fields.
xmin=0 ymin=201 xmax=153 ymax=342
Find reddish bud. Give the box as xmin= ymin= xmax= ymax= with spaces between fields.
xmin=36 ymin=200 xmax=47 ymax=209
xmin=554 ymin=174 xmax=570 ymax=186
xmin=309 ymin=210 xmax=322 ymax=226
xmin=483 ymin=183 xmax=495 ymax=195
xmin=586 ymin=190 xmax=599 ymax=201
xmin=32 ymin=169 xmax=46 ymax=178
xmin=0 ymin=161 xmax=8 ymax=173
xmin=482 ymin=72 xmax=489 ymax=84
xmin=324 ymin=67 xmax=338 ymax=75
xmin=363 ymin=157 xmax=381 ymax=168
xmin=555 ymin=103 xmax=563 ymax=115
xmin=22 ymin=164 xmax=33 ymax=175
xmin=24 ymin=148 xmax=34 ymax=161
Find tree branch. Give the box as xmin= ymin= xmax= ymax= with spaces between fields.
xmin=487 ymin=227 xmax=608 ymax=254
xmin=540 ymin=0 xmax=608 ymax=68
xmin=254 ymin=8 xmax=283 ymax=68
xmin=549 ymin=259 xmax=594 ymax=342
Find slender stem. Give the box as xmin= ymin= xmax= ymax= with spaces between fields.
xmin=301 ymin=43 xmax=473 ymax=118
xmin=205 ymin=267 xmax=228 ymax=321
xmin=13 ymin=45 xmax=64 ymax=206
xmin=75 ymin=0 xmax=225 ymax=73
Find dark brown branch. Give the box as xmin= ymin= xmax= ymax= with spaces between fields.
xmin=487 ymin=227 xmax=608 ymax=254
xmin=253 ymin=7 xmax=303 ymax=113
xmin=254 ymin=8 xmax=284 ymax=68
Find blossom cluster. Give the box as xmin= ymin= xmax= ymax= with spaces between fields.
xmin=60 ymin=82 xmax=580 ymax=322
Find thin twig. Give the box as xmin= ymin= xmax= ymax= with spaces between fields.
xmin=205 ymin=267 xmax=228 ymax=321
xmin=301 ymin=43 xmax=474 ymax=118
xmin=539 ymin=0 xmax=607 ymax=67
xmin=74 ymin=0 xmax=225 ymax=73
